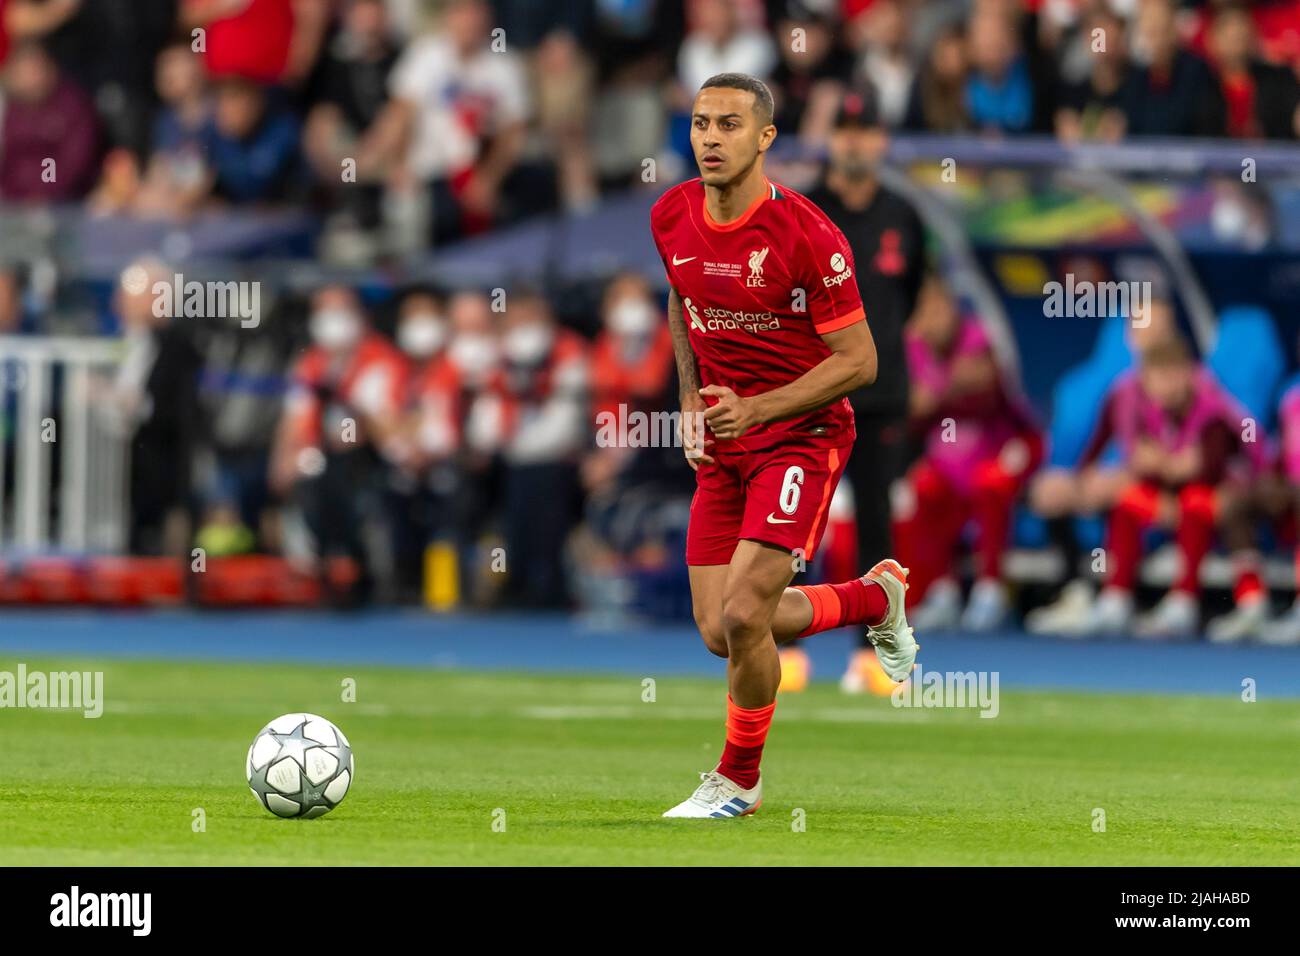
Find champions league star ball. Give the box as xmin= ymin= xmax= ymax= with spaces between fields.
xmin=247 ymin=713 xmax=354 ymax=818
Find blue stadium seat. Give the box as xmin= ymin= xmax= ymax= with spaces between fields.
xmin=1046 ymin=316 xmax=1131 ymax=468
xmin=1015 ymin=317 xmax=1130 ymax=549
xmin=1208 ymin=306 xmax=1286 ymax=431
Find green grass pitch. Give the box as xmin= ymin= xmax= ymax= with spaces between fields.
xmin=1 ymin=655 xmax=1298 ymax=865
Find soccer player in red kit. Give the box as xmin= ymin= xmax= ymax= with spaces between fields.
xmin=651 ymin=73 xmax=918 ymax=819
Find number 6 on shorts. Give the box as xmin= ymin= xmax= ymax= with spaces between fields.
xmin=779 ymin=465 xmax=804 ymax=515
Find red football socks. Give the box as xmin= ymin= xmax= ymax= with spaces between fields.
xmin=715 ymin=696 xmax=775 ymax=790
xmin=792 ymin=577 xmax=888 ymax=637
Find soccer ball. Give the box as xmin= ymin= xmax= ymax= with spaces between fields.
xmin=246 ymin=713 xmax=354 ymax=818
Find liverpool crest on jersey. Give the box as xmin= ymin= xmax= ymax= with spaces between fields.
xmin=746 ymin=247 xmax=769 ymax=287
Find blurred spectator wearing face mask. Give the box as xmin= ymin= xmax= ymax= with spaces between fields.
xmin=572 ymin=272 xmax=690 ymax=609
xmin=1119 ymin=0 xmax=1225 ymax=137
xmin=445 ymin=290 xmax=501 ymax=396
xmin=388 ymin=286 xmax=456 ymax=471
xmin=100 ymin=258 xmax=203 ymax=556
xmin=438 ymin=289 xmax=505 ymax=605
xmin=590 ymin=273 xmax=674 ymax=422
xmin=476 ymin=288 xmax=589 ymax=608
xmin=1207 ymin=2 xmax=1300 ymax=140
xmin=380 ymin=286 xmax=454 ymax=601
xmin=0 ymin=41 xmax=100 ymax=202
xmin=581 ymin=273 xmax=675 ymax=496
xmin=271 ymin=284 xmax=409 ymax=602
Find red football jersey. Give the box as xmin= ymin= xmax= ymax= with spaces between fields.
xmin=650 ymin=177 xmax=866 ymax=450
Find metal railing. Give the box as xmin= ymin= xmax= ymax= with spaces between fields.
xmin=0 ymin=336 xmax=127 ymax=553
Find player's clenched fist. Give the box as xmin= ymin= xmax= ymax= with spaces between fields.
xmin=699 ymin=385 xmax=757 ymax=441
xmin=679 ymin=393 xmax=715 ymax=470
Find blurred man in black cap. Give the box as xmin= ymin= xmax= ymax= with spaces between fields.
xmin=797 ymin=84 xmax=925 ymax=693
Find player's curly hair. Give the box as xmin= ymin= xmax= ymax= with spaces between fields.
xmin=699 ymin=73 xmax=775 ymax=127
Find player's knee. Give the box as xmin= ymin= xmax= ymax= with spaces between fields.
xmin=701 ymin=624 xmax=729 ymax=657
xmin=720 ymin=593 xmax=766 ymax=647
xmin=692 ymin=608 xmax=729 ymax=658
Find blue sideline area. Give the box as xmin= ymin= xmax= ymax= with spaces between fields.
xmin=0 ymin=610 xmax=1296 ymax=697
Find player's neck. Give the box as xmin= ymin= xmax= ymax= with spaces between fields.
xmin=704 ymin=167 xmax=769 ymax=226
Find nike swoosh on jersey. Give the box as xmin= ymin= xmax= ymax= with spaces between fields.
xmin=672 ymin=254 xmax=697 ymax=265
xmin=766 ymin=513 xmax=796 ymax=524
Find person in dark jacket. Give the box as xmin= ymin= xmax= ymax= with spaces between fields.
xmin=1119 ymin=0 xmax=1225 ymax=137
xmin=800 ymin=84 xmax=925 ymax=693
xmin=1207 ymin=1 xmax=1300 ymax=140
xmin=105 ymin=259 xmax=203 ymax=556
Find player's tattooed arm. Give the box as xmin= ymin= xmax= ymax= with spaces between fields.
xmin=667 ymin=288 xmax=713 ymax=468
xmin=702 ymin=320 xmax=876 ymax=440
xmin=667 ymin=288 xmax=701 ymax=397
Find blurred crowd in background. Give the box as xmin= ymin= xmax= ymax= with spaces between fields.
xmin=1 ymin=0 xmax=1300 ymax=641
xmin=0 ymin=0 xmax=1294 ymax=261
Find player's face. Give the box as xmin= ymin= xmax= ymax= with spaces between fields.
xmin=690 ymin=88 xmax=775 ymax=188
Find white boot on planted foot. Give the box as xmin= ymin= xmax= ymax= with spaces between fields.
xmin=662 ymin=771 xmax=761 ymax=819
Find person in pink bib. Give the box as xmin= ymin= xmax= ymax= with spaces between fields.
xmin=893 ymin=275 xmax=1043 ymax=631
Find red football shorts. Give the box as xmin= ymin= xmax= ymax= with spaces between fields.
xmin=686 ymin=438 xmax=853 ymax=566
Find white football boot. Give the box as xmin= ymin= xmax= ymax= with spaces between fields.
xmin=662 ymin=770 xmax=762 ymax=819
xmin=865 ymin=559 xmax=918 ymax=682
xmin=961 ymin=578 xmax=1010 ymax=632
xmin=1259 ymin=599 xmax=1300 ymax=647
xmin=909 ymin=576 xmax=961 ymax=631
xmin=1024 ymin=579 xmax=1095 ymax=637
xmin=1133 ymin=590 xmax=1199 ymax=640
xmin=1207 ymin=593 xmax=1270 ymax=644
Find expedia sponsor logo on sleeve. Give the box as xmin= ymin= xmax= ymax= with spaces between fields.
xmin=822 ymin=252 xmax=854 ymax=288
